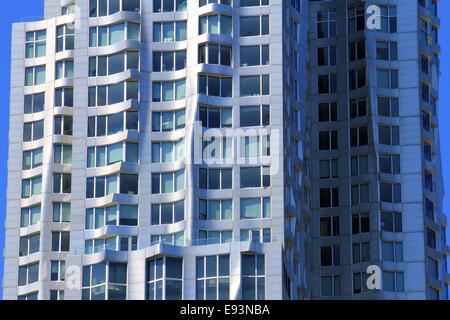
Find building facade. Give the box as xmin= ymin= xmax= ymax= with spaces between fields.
xmin=3 ymin=0 xmax=448 ymax=300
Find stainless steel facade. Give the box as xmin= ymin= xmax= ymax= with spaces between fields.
xmin=3 ymin=0 xmax=448 ymax=300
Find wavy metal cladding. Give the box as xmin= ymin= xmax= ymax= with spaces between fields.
xmin=3 ymin=0 xmax=447 ymax=301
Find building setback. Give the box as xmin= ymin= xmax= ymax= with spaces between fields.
xmin=3 ymin=0 xmax=448 ymax=300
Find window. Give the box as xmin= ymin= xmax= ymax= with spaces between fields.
xmin=90 ymin=0 xmax=140 ymax=16
xmin=87 ymin=111 xmax=138 ymax=137
xmin=422 ymin=111 xmax=431 ymax=131
xmin=353 ymin=272 xmax=369 ymax=294
xmin=200 ymin=106 xmax=232 ymax=128
xmin=55 ymin=59 xmax=74 ymax=79
xmin=317 ymin=46 xmax=336 ymax=66
xmin=50 ymin=290 xmax=65 ymax=301
xmin=24 ymin=92 xmax=45 ymax=114
xmin=321 ymin=275 xmax=341 ymax=297
xmin=53 ymin=173 xmax=72 ymax=194
xmin=318 ymin=102 xmax=337 ymax=122
xmin=21 ymin=176 xmax=42 ymax=199
xmin=17 ymin=292 xmax=38 ymax=300
xmin=376 ymin=41 xmax=398 ymax=61
xmin=426 ymin=227 xmax=437 ymax=249
xmin=352 ymin=213 xmax=370 ymax=234
xmin=90 ymin=51 xmax=140 ymax=76
xmin=199 ymin=75 xmax=232 ymax=97
xmin=56 ymin=24 xmax=75 ymax=52
xmin=240 ymin=0 xmax=267 ymax=6
xmin=427 ymin=256 xmax=439 ymax=279
xmin=240 ymin=105 xmax=270 ymax=127
xmin=62 ymin=4 xmax=76 ymax=14
xmin=424 ymin=170 xmax=433 ymax=192
xmin=240 ymin=166 xmax=270 ymax=188
xmin=153 ymin=50 xmax=186 ymax=71
xmin=350 ymin=126 xmax=368 ymax=147
xmin=154 ymin=0 xmax=188 ymax=11
xmin=382 ymin=241 xmax=403 ymax=262
xmin=152 ymin=80 xmax=186 ymax=101
xmin=25 ymin=65 xmax=46 ymax=86
xmin=89 ymin=81 xmax=139 ymax=107
xmin=239 ymin=135 xmax=270 ymax=160
xmin=55 ymin=88 xmax=73 ymax=107
xmin=349 ymin=68 xmax=366 ymax=90
xmin=87 ymin=142 xmax=139 ymax=167
xmin=54 ymin=116 xmax=73 ymax=136
xmin=351 ymin=184 xmax=369 ymax=205
xmin=320 ymin=216 xmax=340 ymax=237
xmin=351 ymin=155 xmax=368 ymax=176
xmin=379 ymin=154 xmax=400 ymax=174
xmin=317 ymin=10 xmax=336 ymax=38
xmin=51 ymin=231 xmax=70 ymax=252
xmin=85 ymin=236 xmax=136 ymax=254
xmin=53 ymin=203 xmax=71 ymax=223
xmin=153 ymin=20 xmax=187 ymax=42
xmin=318 ymin=130 xmax=338 ymax=150
xmin=240 ymin=45 xmax=269 ymax=66
xmin=352 ymin=242 xmax=371 ymax=264
xmin=378 ymin=6 xmax=397 ymax=34
xmin=421 ymin=55 xmax=430 ymax=74
xmin=348 ymin=39 xmax=365 ymax=62
xmin=152 ymin=109 xmax=185 ymax=132
xmin=318 ymin=74 xmax=337 ymax=94
xmin=422 ymin=82 xmax=430 ymax=102
xmin=86 ymin=174 xmax=139 ymax=198
xmin=319 ymin=159 xmax=338 ymax=179
xmin=241 ymin=254 xmax=265 ymax=300
xmin=380 ymin=183 xmax=402 ymax=203
xmin=90 ymin=22 xmax=140 ymax=47
xmin=382 ymin=271 xmax=404 ymax=292
xmin=86 ymin=205 xmax=138 ymax=229
xmin=320 ymin=187 xmax=339 ymax=208
xmin=146 ymin=257 xmax=183 ymax=300
xmin=20 ymin=205 xmax=41 ymax=228
xmin=320 ymin=245 xmax=340 ymax=266
xmin=19 ymin=233 xmax=40 ymax=257
xmin=199 ymin=44 xmax=231 ymax=66
xmin=378 ymin=97 xmax=399 ymax=117
xmin=199 ymin=15 xmax=232 ymax=35
xmin=51 ymin=260 xmax=66 ymax=281
xmin=377 ymin=69 xmax=398 ymax=89
xmin=240 ymin=228 xmax=271 ymax=243
xmin=151 ymin=232 xmax=184 ymax=246
xmin=152 ymin=170 xmax=185 ymax=194
xmin=199 ymin=168 xmax=232 ymax=189
xmin=240 ymin=198 xmax=270 ymax=219
xmin=198 ymin=230 xmax=232 ymax=245
xmin=346 ymin=5 xmax=364 ymax=33
xmin=22 ymin=147 xmax=43 ymax=170
xmin=202 ymin=135 xmax=233 ymax=161
xmin=18 ymin=263 xmax=39 ymax=286
xmin=25 ymin=30 xmax=46 ymax=58
xmin=82 ymin=262 xmax=127 ymax=300
xmin=199 ymin=199 xmax=232 ymax=221
xmin=151 ymin=201 xmax=184 ymax=225
xmin=196 ymin=255 xmax=230 ymax=300
xmin=378 ymin=125 xmax=400 ymax=146
xmin=53 ymin=144 xmax=72 ymax=165
xmin=349 ymin=97 xmax=367 ymax=119
xmin=239 ymin=15 xmax=268 ymax=37
xmin=425 ymin=198 xmax=435 ymax=221
xmin=152 ymin=140 xmax=184 ymax=163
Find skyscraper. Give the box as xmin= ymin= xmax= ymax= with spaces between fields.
xmin=3 ymin=0 xmax=448 ymax=300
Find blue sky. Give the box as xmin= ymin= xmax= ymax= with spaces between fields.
xmin=0 ymin=1 xmax=449 ymax=300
